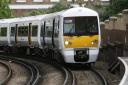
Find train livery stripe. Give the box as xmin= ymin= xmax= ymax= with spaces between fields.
xmin=64 ymin=35 xmax=99 ymax=48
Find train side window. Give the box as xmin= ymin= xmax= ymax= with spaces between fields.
xmin=18 ymin=26 xmax=28 ymax=36
xmin=47 ymin=28 xmax=52 ymax=37
xmin=11 ymin=27 xmax=15 ymax=36
xmin=45 ymin=20 xmax=52 ymax=37
xmin=0 ymin=27 xmax=7 ymax=36
xmin=32 ymin=25 xmax=38 ymax=36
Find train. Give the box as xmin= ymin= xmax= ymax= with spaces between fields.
xmin=0 ymin=7 xmax=101 ymax=64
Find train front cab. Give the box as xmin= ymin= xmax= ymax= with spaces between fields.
xmin=62 ymin=16 xmax=100 ymax=63
xmin=60 ymin=8 xmax=100 ymax=63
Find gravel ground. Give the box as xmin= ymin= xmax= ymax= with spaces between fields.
xmin=0 ymin=61 xmax=8 ymax=82
xmin=0 ymin=57 xmax=69 ymax=85
xmin=0 ymin=60 xmax=30 ymax=85
xmin=72 ymin=70 xmax=103 ymax=85
xmin=27 ymin=60 xmax=65 ymax=85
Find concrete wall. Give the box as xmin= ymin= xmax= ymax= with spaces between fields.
xmin=101 ymin=9 xmax=128 ymax=45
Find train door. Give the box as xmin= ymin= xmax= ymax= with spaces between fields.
xmin=126 ymin=24 xmax=128 ymax=45
xmin=30 ymin=22 xmax=39 ymax=47
xmin=17 ymin=24 xmax=28 ymax=46
xmin=52 ymin=19 xmax=55 ymax=47
xmin=45 ymin=19 xmax=53 ymax=47
xmin=53 ymin=18 xmax=59 ymax=48
xmin=40 ymin=21 xmax=46 ymax=47
xmin=10 ymin=24 xmax=16 ymax=46
xmin=28 ymin=23 xmax=32 ymax=46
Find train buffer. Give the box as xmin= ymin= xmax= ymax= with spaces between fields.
xmin=118 ymin=57 xmax=128 ymax=85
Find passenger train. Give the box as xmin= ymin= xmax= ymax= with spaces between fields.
xmin=0 ymin=7 xmax=101 ymax=64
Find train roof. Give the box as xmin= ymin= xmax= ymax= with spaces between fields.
xmin=0 ymin=7 xmax=98 ymax=27
xmin=43 ymin=7 xmax=99 ymax=18
xmin=0 ymin=18 xmax=20 ymax=27
xmin=0 ymin=15 xmax=47 ymax=27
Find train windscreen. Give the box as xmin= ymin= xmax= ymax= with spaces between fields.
xmin=63 ymin=17 xmax=98 ymax=36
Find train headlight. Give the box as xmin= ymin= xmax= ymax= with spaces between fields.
xmin=65 ymin=41 xmax=69 ymax=45
xmin=91 ymin=40 xmax=98 ymax=45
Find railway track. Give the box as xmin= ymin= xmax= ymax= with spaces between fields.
xmin=91 ymin=68 xmax=108 ymax=85
xmin=35 ymin=58 xmax=75 ymax=85
xmin=0 ymin=55 xmax=40 ymax=85
xmin=0 ymin=61 xmax=12 ymax=85
xmin=72 ymin=68 xmax=108 ymax=85
xmin=0 ymin=54 xmax=75 ymax=85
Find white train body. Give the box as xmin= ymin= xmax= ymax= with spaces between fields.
xmin=0 ymin=7 xmax=101 ymax=63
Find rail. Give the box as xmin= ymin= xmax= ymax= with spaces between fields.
xmin=0 ymin=61 xmax=12 ymax=85
xmin=118 ymin=57 xmax=128 ymax=85
xmin=0 ymin=55 xmax=40 ymax=85
xmin=91 ymin=68 xmax=108 ymax=85
xmin=32 ymin=57 xmax=75 ymax=85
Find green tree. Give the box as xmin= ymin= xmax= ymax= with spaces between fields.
xmin=24 ymin=2 xmax=69 ymax=16
xmin=102 ymin=0 xmax=128 ymax=21
xmin=110 ymin=0 xmax=128 ymax=14
xmin=0 ymin=0 xmax=11 ymax=19
xmin=46 ymin=2 xmax=69 ymax=13
xmin=76 ymin=0 xmax=84 ymax=7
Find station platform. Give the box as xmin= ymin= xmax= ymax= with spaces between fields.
xmin=118 ymin=57 xmax=128 ymax=85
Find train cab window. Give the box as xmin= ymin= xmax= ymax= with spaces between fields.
xmin=0 ymin=27 xmax=7 ymax=36
xmin=11 ymin=27 xmax=15 ymax=36
xmin=64 ymin=17 xmax=98 ymax=36
xmin=18 ymin=26 xmax=28 ymax=36
xmin=64 ymin=18 xmax=75 ymax=35
xmin=32 ymin=25 xmax=38 ymax=36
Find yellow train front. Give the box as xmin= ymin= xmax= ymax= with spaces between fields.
xmin=60 ymin=7 xmax=101 ymax=63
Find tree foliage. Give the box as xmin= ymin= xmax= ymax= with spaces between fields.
xmin=25 ymin=2 xmax=69 ymax=16
xmin=102 ymin=0 xmax=128 ymax=21
xmin=0 ymin=0 xmax=11 ymax=19
xmin=110 ymin=0 xmax=128 ymax=14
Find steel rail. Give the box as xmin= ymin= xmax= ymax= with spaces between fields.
xmin=0 ymin=55 xmax=40 ymax=85
xmin=0 ymin=61 xmax=12 ymax=85
xmin=44 ymin=61 xmax=75 ymax=85
xmin=91 ymin=68 xmax=108 ymax=85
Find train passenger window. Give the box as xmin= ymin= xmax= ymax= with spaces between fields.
xmin=18 ymin=26 xmax=28 ymax=36
xmin=32 ymin=25 xmax=38 ymax=36
xmin=47 ymin=30 xmax=52 ymax=37
xmin=0 ymin=27 xmax=7 ymax=36
xmin=11 ymin=27 xmax=15 ymax=36
xmin=45 ymin=20 xmax=52 ymax=37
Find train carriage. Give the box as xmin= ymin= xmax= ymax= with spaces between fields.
xmin=0 ymin=7 xmax=100 ymax=64
xmin=8 ymin=15 xmax=46 ymax=48
xmin=41 ymin=7 xmax=101 ymax=63
xmin=0 ymin=18 xmax=19 ymax=46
